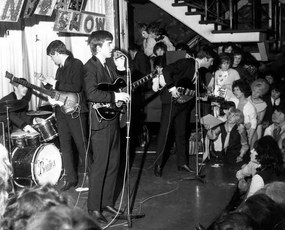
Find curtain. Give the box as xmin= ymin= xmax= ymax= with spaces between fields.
xmin=0 ymin=0 xmax=107 ymax=111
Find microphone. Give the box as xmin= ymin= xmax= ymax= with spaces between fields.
xmin=113 ymin=50 xmax=126 ymax=59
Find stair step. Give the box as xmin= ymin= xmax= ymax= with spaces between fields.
xmin=172 ymin=3 xmax=187 ymax=7
xmin=199 ymin=20 xmax=228 ymax=26
xmin=212 ymin=28 xmax=267 ymax=34
xmin=185 ymin=11 xmax=204 ymax=16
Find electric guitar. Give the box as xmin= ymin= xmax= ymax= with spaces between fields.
xmin=93 ymin=70 xmax=158 ymax=122
xmin=5 ymin=71 xmax=80 ymax=115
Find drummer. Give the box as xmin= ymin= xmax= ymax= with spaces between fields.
xmin=0 ymin=79 xmax=37 ymax=133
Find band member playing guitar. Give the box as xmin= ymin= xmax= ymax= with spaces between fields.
xmin=44 ymin=40 xmax=89 ymax=191
xmin=153 ymin=46 xmax=216 ymax=177
xmin=83 ymin=30 xmax=129 ymax=224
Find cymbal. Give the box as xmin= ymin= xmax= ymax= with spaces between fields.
xmin=26 ymin=110 xmax=53 ymax=116
xmin=0 ymin=100 xmax=26 ymax=114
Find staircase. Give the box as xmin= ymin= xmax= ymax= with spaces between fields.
xmin=149 ymin=0 xmax=277 ymax=61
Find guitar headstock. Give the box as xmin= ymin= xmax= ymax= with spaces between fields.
xmin=5 ymin=71 xmax=14 ymax=80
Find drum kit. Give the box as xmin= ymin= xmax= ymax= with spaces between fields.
xmin=0 ymin=99 xmax=62 ymax=188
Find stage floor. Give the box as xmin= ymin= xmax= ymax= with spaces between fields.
xmin=57 ymin=124 xmax=239 ymax=230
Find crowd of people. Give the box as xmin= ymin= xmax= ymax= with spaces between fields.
xmin=1 ymin=20 xmax=285 ymax=229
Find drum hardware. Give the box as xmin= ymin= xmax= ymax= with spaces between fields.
xmin=12 ymin=143 xmax=62 ymax=188
xmin=33 ymin=115 xmax=58 ymax=142
xmin=0 ymin=100 xmax=26 ymax=160
xmin=25 ymin=132 xmax=41 ymax=148
xmin=11 ymin=131 xmax=26 ymax=148
xmin=26 ymin=110 xmax=53 ymax=119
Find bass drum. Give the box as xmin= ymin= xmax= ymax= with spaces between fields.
xmin=12 ymin=143 xmax=62 ymax=187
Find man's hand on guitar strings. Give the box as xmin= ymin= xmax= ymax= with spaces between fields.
xmin=114 ymin=92 xmax=130 ymax=103
xmin=48 ymin=96 xmax=64 ymax=107
xmin=170 ymin=87 xmax=180 ymax=99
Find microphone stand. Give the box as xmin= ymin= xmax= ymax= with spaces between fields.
xmin=183 ymin=63 xmax=205 ymax=183
xmin=118 ymin=53 xmax=145 ymax=227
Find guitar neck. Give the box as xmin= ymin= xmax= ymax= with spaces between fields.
xmin=6 ymin=71 xmax=53 ymax=97
xmin=131 ymin=70 xmax=157 ymax=91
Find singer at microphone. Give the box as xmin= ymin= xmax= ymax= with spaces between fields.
xmin=113 ymin=50 xmax=127 ymax=71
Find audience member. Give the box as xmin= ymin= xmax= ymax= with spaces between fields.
xmin=138 ymin=23 xmax=156 ymax=57
xmin=221 ymin=42 xmax=238 ymax=54
xmin=206 ymin=108 xmax=248 ymax=165
xmin=245 ymin=136 xmax=284 ymax=199
xmin=147 ymin=23 xmax=175 ymax=52
xmin=153 ymin=42 xmax=167 ymax=57
xmin=26 ymin=205 xmax=101 ymax=230
xmin=1 ymin=184 xmax=68 ymax=230
xmin=249 ymin=78 xmax=270 ymax=143
xmin=231 ymin=48 xmax=252 ymax=85
xmin=232 ymin=79 xmax=257 ymax=148
xmin=264 ymin=105 xmax=285 ymax=149
xmin=208 ymin=52 xmax=240 ymax=117
xmin=242 ymin=52 xmax=260 ymax=83
xmin=238 ymin=194 xmax=285 ymax=230
xmin=262 ymin=83 xmax=284 ymax=130
xmin=211 ymin=211 xmax=254 ymax=230
xmin=0 ymin=144 xmax=12 ymax=220
xmin=255 ymin=181 xmax=285 ymax=205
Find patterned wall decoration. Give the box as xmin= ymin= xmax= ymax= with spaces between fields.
xmin=0 ymin=0 xmax=25 ymax=22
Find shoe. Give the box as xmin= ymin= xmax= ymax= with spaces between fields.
xmin=102 ymin=205 xmax=124 ymax=215
xmin=177 ymin=164 xmax=195 ymax=173
xmin=88 ymin=210 xmax=108 ymax=224
xmin=60 ymin=181 xmax=78 ymax=191
xmin=154 ymin=164 xmax=162 ymax=177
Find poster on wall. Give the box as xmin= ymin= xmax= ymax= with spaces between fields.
xmin=68 ymin=0 xmax=85 ymax=12
xmin=54 ymin=0 xmax=70 ymax=11
xmin=53 ymin=10 xmax=105 ymax=34
xmin=34 ymin=0 xmax=57 ymax=16
xmin=0 ymin=0 xmax=25 ymax=22
xmin=23 ymin=0 xmax=40 ymax=18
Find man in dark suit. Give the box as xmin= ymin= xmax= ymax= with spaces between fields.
xmin=83 ymin=30 xmax=129 ymax=224
xmin=45 ymin=40 xmax=89 ymax=191
xmin=262 ymin=83 xmax=284 ymax=130
xmin=153 ymin=46 xmax=216 ymax=177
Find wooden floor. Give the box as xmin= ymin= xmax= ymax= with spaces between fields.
xmin=56 ymin=124 xmax=240 ymax=230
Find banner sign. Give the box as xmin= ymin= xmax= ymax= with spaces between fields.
xmin=0 ymin=0 xmax=25 ymax=22
xmin=53 ymin=10 xmax=105 ymax=34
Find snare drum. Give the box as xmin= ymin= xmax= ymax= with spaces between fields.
xmin=25 ymin=132 xmax=41 ymax=147
xmin=11 ymin=130 xmax=26 ymax=148
xmin=12 ymin=143 xmax=62 ymax=187
xmin=33 ymin=115 xmax=58 ymax=142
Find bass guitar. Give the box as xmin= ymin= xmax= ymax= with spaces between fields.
xmin=93 ymin=70 xmax=158 ymax=122
xmin=5 ymin=71 xmax=80 ymax=115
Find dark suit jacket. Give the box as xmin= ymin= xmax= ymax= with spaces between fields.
xmin=0 ymin=92 xmax=31 ymax=129
xmin=54 ymin=56 xmax=88 ymax=116
xmin=84 ymin=56 xmax=126 ymax=130
xmin=263 ymin=95 xmax=284 ymax=124
xmin=160 ymin=58 xmax=196 ymax=104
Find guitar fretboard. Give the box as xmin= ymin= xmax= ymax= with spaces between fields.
xmin=131 ymin=70 xmax=157 ymax=91
xmin=6 ymin=71 xmax=54 ymax=97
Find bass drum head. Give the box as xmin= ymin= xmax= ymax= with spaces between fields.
xmin=32 ymin=144 xmax=62 ymax=185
